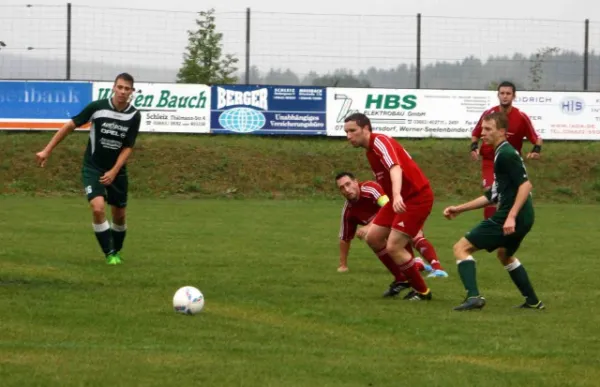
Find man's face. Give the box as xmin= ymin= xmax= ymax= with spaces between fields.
xmin=481 ymin=118 xmax=503 ymax=146
xmin=112 ymin=78 xmax=134 ymax=105
xmin=336 ymin=176 xmax=360 ymax=201
xmin=344 ymin=120 xmax=369 ymax=148
xmin=497 ymin=86 xmax=515 ymax=108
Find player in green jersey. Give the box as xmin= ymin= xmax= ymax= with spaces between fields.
xmin=444 ymin=111 xmax=544 ymax=311
xmin=36 ymin=73 xmax=141 ymax=265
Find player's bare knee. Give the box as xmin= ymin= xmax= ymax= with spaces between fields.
xmin=111 ymin=207 xmax=126 ymax=225
xmin=453 ymin=238 xmax=471 ymax=259
xmin=496 ymin=249 xmax=514 ymax=266
xmin=89 ymin=198 xmax=105 ymax=221
xmin=413 ymin=229 xmax=424 ymax=242
xmin=387 ymin=242 xmax=411 ymax=263
xmin=365 ymin=234 xmax=385 ymax=251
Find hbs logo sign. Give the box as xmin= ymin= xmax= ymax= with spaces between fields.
xmin=559 ymin=96 xmax=585 ymax=115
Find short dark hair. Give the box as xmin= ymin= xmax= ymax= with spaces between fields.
xmin=497 ymin=81 xmax=516 ymax=93
xmin=335 ymin=171 xmax=355 ymax=181
xmin=483 ymin=111 xmax=509 ymax=131
xmin=114 ymin=72 xmax=135 ymax=87
xmin=344 ymin=113 xmax=372 ymax=132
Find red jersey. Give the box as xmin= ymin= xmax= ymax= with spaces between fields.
xmin=339 ymin=181 xmax=386 ymax=241
xmin=472 ymin=105 xmax=539 ymax=160
xmin=366 ymin=133 xmax=430 ymax=200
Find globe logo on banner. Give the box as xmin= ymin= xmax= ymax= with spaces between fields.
xmin=218 ymin=107 xmax=266 ymax=133
xmin=216 ymin=86 xmax=269 ymax=133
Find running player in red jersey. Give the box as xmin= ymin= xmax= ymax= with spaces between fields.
xmin=471 ymin=81 xmax=543 ymax=219
xmin=343 ymin=113 xmax=434 ymax=301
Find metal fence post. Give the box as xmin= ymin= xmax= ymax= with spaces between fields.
xmin=66 ymin=2 xmax=72 ymax=80
xmin=584 ymin=18 xmax=589 ymax=91
xmin=245 ymin=7 xmax=251 ymax=85
xmin=416 ymin=13 xmax=421 ymax=89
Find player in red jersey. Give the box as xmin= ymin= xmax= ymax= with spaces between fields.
xmin=471 ymin=81 xmax=543 ymax=219
xmin=336 ymin=171 xmax=447 ymax=276
xmin=343 ymin=113 xmax=434 ymax=301
xmin=335 ymin=172 xmax=446 ymax=297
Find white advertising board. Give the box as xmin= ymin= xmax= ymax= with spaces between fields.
xmin=326 ymin=88 xmax=495 ymax=138
xmin=327 ymin=88 xmax=600 ymax=140
xmin=513 ymin=91 xmax=600 ymax=140
xmin=93 ymin=82 xmax=211 ymax=133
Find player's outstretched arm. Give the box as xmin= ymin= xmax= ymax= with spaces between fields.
xmin=444 ymin=196 xmax=491 ymax=219
xmin=338 ymin=239 xmax=351 ymax=272
xmin=35 ymin=120 xmax=77 ymax=167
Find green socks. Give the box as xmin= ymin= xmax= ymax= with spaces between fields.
xmin=457 ymin=258 xmax=480 ymax=298
xmin=506 ymin=259 xmax=540 ymax=305
xmin=111 ymin=223 xmax=127 ymax=253
xmin=93 ymin=221 xmax=114 ymax=256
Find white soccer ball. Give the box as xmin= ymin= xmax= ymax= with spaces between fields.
xmin=173 ymin=286 xmax=205 ymax=315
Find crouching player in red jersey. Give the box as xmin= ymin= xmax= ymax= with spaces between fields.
xmin=343 ymin=113 xmax=435 ymax=301
xmin=335 ymin=172 xmax=447 ymax=297
xmin=471 ymin=81 xmax=543 ymax=219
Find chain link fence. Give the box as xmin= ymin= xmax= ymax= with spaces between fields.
xmin=0 ymin=4 xmax=598 ymax=90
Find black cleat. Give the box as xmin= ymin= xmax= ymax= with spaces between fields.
xmin=453 ymin=296 xmax=486 ymax=311
xmin=382 ymin=281 xmax=410 ymax=297
xmin=404 ymin=289 xmax=432 ymax=301
xmin=515 ymin=301 xmax=545 ymax=310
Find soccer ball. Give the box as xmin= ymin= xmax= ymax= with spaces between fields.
xmin=173 ymin=286 xmax=205 ymax=315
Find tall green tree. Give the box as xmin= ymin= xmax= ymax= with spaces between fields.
xmin=529 ymin=46 xmax=560 ymax=90
xmin=177 ymin=9 xmax=238 ymax=84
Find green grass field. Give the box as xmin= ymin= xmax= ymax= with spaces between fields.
xmin=1 ymin=197 xmax=599 ymax=386
xmin=3 ymin=132 xmax=600 ymax=203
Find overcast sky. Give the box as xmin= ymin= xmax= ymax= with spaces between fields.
xmin=1 ymin=0 xmax=599 ymax=78
xmin=16 ymin=0 xmax=598 ymax=19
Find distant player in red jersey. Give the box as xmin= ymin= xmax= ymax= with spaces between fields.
xmin=471 ymin=81 xmax=543 ymax=219
xmin=343 ymin=113 xmax=434 ymax=301
xmin=335 ymin=172 xmax=446 ymax=297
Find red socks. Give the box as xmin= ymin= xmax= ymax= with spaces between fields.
xmin=413 ymin=237 xmax=443 ymax=270
xmin=376 ymin=249 xmax=407 ymax=282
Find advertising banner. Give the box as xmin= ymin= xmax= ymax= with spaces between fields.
xmin=0 ymin=81 xmax=92 ymax=130
xmin=326 ymin=88 xmax=494 ymax=139
xmin=92 ymin=82 xmax=211 ymax=133
xmin=513 ymin=91 xmax=600 ymax=140
xmin=327 ymin=88 xmax=600 ymax=141
xmin=210 ymin=85 xmax=326 ymax=135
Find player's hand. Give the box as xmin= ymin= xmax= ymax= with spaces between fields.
xmin=526 ymin=152 xmax=540 ymax=160
xmin=393 ymin=195 xmax=406 ymax=214
xmin=35 ymin=150 xmax=50 ymax=167
xmin=470 ymin=150 xmax=479 ymax=161
xmin=356 ymin=226 xmax=369 ymax=240
xmin=99 ymin=169 xmax=117 ymax=186
xmin=337 ymin=265 xmax=349 ymax=273
xmin=443 ymin=206 xmax=460 ymax=220
xmin=503 ymin=216 xmax=516 ymax=235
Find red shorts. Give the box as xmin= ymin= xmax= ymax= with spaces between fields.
xmin=481 ymin=159 xmax=494 ymax=190
xmin=372 ymin=187 xmax=434 ymax=238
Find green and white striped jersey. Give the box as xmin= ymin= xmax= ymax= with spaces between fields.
xmin=72 ymin=98 xmax=141 ymax=173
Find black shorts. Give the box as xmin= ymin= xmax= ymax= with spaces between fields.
xmin=81 ymin=166 xmax=128 ymax=208
xmin=465 ymin=218 xmax=533 ymax=257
